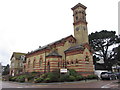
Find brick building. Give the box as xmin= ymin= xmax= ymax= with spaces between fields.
xmin=10 ymin=52 xmax=26 ymax=76
xmin=24 ymin=3 xmax=94 ymax=76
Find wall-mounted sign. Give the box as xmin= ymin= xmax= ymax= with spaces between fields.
xmin=60 ymin=68 xmax=68 ymax=73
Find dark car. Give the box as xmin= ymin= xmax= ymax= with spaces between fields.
xmin=101 ymin=72 xmax=117 ymax=80
xmin=114 ymin=72 xmax=120 ymax=79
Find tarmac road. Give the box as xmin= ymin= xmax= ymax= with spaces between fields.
xmin=1 ymin=80 xmax=120 ymax=89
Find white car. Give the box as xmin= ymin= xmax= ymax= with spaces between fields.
xmin=94 ymin=70 xmax=108 ymax=79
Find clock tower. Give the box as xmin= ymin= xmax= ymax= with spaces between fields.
xmin=71 ymin=3 xmax=88 ymax=45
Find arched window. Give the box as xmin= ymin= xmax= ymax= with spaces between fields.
xmin=75 ymin=11 xmax=78 ymax=14
xmin=67 ymin=61 xmax=69 ymax=64
xmin=76 ymin=59 xmax=78 ymax=64
xmin=76 ymin=16 xmax=78 ymax=21
xmin=28 ymin=60 xmax=30 ymax=68
xmin=58 ymin=62 xmax=60 ymax=67
xmin=71 ymin=60 xmax=74 ymax=64
xmin=39 ymin=57 xmax=42 ymax=67
xmin=85 ymin=56 xmax=89 ymax=62
xmin=47 ymin=61 xmax=50 ymax=72
xmin=33 ymin=58 xmax=36 ymax=68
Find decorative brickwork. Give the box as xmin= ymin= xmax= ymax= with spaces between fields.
xmin=10 ymin=3 xmax=94 ymax=76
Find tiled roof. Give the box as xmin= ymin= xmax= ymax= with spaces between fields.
xmin=71 ymin=3 xmax=87 ymax=10
xmin=11 ymin=52 xmax=26 ymax=60
xmin=46 ymin=51 xmax=62 ymax=57
xmin=64 ymin=44 xmax=85 ymax=52
xmin=27 ymin=35 xmax=75 ymax=55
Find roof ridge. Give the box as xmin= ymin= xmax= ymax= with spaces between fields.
xmin=28 ymin=35 xmax=75 ymax=54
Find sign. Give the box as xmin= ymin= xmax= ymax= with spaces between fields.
xmin=60 ymin=68 xmax=68 ymax=73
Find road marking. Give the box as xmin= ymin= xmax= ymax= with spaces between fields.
xmin=101 ymin=83 xmax=111 ymax=88
xmin=17 ymin=87 xmax=23 ymax=88
xmin=101 ymin=82 xmax=118 ymax=88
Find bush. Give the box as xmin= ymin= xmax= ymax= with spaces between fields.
xmin=47 ymin=72 xmax=60 ymax=82
xmin=75 ymin=75 xmax=84 ymax=81
xmin=59 ymin=74 xmax=69 ymax=82
xmin=34 ymin=77 xmax=43 ymax=83
xmin=27 ymin=75 xmax=35 ymax=81
xmin=67 ymin=76 xmax=76 ymax=81
xmin=44 ymin=78 xmax=51 ymax=83
xmin=16 ymin=75 xmax=27 ymax=82
xmin=86 ymin=75 xmax=98 ymax=80
xmin=9 ymin=76 xmax=17 ymax=81
xmin=40 ymin=73 xmax=48 ymax=79
xmin=68 ymin=69 xmax=78 ymax=77
xmin=39 ymin=72 xmax=60 ymax=83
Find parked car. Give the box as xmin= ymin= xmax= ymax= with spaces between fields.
xmin=114 ymin=72 xmax=120 ymax=79
xmin=101 ymin=72 xmax=117 ymax=80
xmin=94 ymin=70 xmax=108 ymax=79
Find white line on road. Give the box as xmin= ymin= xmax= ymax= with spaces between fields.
xmin=17 ymin=87 xmax=23 ymax=88
xmin=101 ymin=83 xmax=111 ymax=88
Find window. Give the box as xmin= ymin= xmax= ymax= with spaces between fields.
xmin=75 ymin=11 xmax=78 ymax=14
xmin=71 ymin=60 xmax=74 ymax=64
xmin=39 ymin=57 xmax=42 ymax=67
xmin=85 ymin=56 xmax=89 ymax=62
xmin=76 ymin=16 xmax=78 ymax=21
xmin=58 ymin=62 xmax=60 ymax=67
xmin=67 ymin=61 xmax=69 ymax=64
xmin=47 ymin=61 xmax=50 ymax=72
xmin=33 ymin=59 xmax=36 ymax=68
xmin=76 ymin=59 xmax=79 ymax=64
xmin=28 ymin=60 xmax=30 ymax=68
xmin=20 ymin=63 xmax=23 ymax=67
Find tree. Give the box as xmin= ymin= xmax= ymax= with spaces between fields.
xmin=114 ymin=36 xmax=120 ymax=65
xmin=89 ymin=30 xmax=118 ymax=71
xmin=2 ymin=64 xmax=10 ymax=75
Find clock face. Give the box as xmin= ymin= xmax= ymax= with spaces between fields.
xmin=75 ymin=27 xmax=79 ymax=31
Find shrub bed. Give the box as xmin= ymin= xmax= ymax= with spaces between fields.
xmin=8 ymin=70 xmax=98 ymax=83
xmin=86 ymin=75 xmax=98 ymax=80
xmin=34 ymin=77 xmax=43 ymax=83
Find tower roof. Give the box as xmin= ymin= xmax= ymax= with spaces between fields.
xmin=71 ymin=3 xmax=87 ymax=10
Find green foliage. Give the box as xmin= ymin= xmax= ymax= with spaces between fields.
xmin=68 ymin=76 xmax=76 ymax=81
xmin=9 ymin=76 xmax=17 ymax=81
xmin=40 ymin=73 xmax=48 ymax=79
xmin=16 ymin=75 xmax=26 ymax=82
xmin=44 ymin=78 xmax=51 ymax=83
xmin=59 ymin=74 xmax=69 ymax=82
xmin=2 ymin=64 xmax=10 ymax=75
xmin=8 ymin=70 xmax=98 ymax=83
xmin=34 ymin=77 xmax=43 ymax=83
xmin=89 ymin=30 xmax=118 ymax=70
xmin=68 ymin=69 xmax=78 ymax=77
xmin=9 ymin=75 xmax=27 ymax=82
xmin=86 ymin=75 xmax=98 ymax=80
xmin=114 ymin=45 xmax=120 ymax=66
xmin=41 ymin=72 xmax=60 ymax=82
xmin=75 ymin=75 xmax=84 ymax=81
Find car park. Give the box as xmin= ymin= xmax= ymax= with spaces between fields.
xmin=101 ymin=72 xmax=117 ymax=80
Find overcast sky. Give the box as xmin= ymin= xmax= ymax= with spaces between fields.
xmin=0 ymin=0 xmax=119 ymax=66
